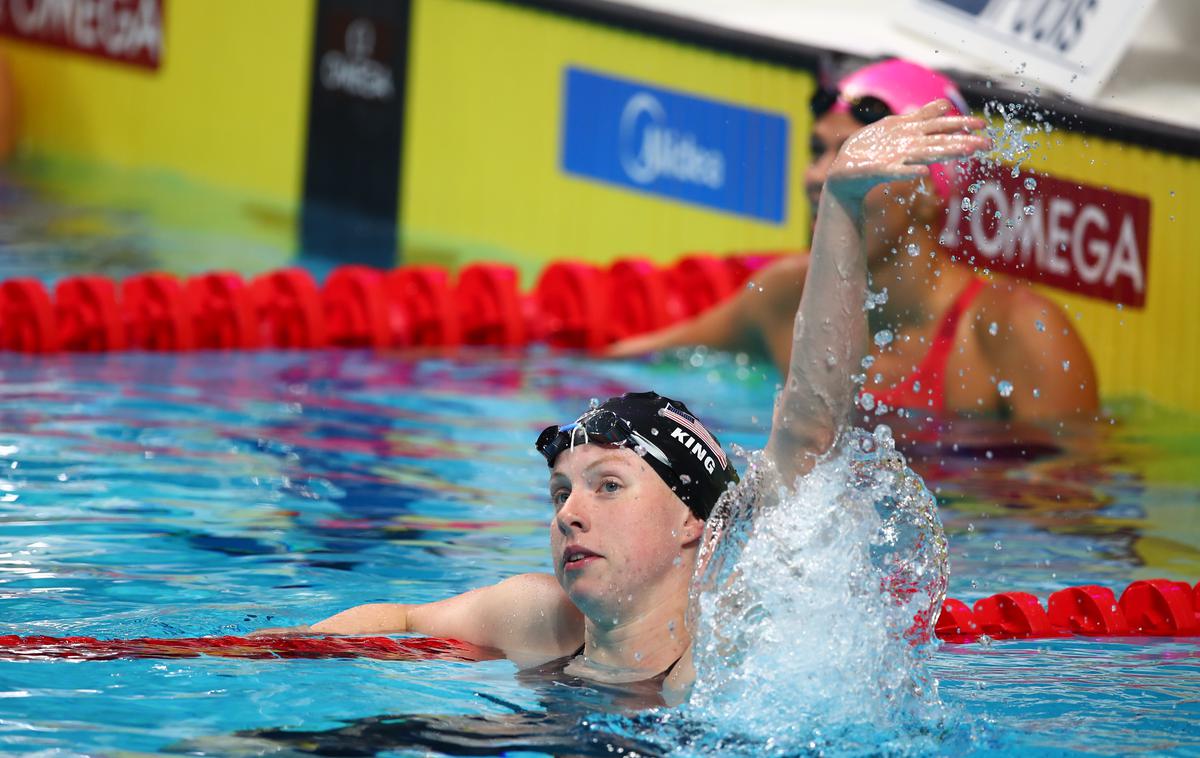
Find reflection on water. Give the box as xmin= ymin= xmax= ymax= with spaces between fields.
xmin=207 ymin=710 xmax=667 ymax=757
xmin=0 ymin=156 xmax=295 ymax=282
xmin=0 ymin=350 xmax=1197 ymax=755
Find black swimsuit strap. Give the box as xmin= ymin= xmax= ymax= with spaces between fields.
xmin=569 ymin=646 xmax=685 ymax=681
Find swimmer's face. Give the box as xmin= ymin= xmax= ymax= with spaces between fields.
xmin=807 ymin=109 xmax=946 ymax=262
xmin=548 ymin=444 xmax=702 ymax=618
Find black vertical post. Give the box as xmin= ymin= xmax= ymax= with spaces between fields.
xmin=301 ymin=0 xmax=411 ymax=268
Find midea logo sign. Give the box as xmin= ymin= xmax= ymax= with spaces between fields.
xmin=561 ymin=67 xmax=789 ymax=223
xmin=618 ymin=92 xmax=725 ymax=190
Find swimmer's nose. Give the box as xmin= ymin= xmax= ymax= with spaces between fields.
xmin=555 ymin=491 xmax=590 ymax=534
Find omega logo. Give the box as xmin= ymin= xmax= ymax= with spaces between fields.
xmin=319 ymin=17 xmax=394 ymax=101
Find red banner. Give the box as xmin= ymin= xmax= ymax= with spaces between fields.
xmin=0 ymin=0 xmax=163 ymax=70
xmin=942 ymin=166 xmax=1151 ymax=308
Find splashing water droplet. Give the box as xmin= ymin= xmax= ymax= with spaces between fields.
xmin=874 ymin=330 xmax=894 ymax=348
xmin=1032 ymin=388 xmax=1040 ymax=398
xmin=679 ymin=474 xmax=692 ymax=484
xmin=988 ymin=322 xmax=999 ymax=336
xmin=906 ymin=243 xmax=920 ymax=257
xmin=1024 ymin=177 xmax=1037 ymax=190
xmin=1062 ymin=360 xmax=1071 ymax=372
xmin=860 ymin=393 xmax=876 ymax=411
xmin=993 ymin=541 xmax=1003 ymax=551
xmin=998 ymin=380 xmax=1014 ymax=397
xmin=1035 ymin=320 xmax=1045 ymax=332
xmin=589 ymin=397 xmax=601 ymax=409
xmin=861 ymin=355 xmax=876 ymax=369
xmin=680 ymin=434 xmax=948 ymax=753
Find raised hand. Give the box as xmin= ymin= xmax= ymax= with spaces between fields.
xmin=765 ymin=101 xmax=989 ymax=482
xmin=825 ymin=99 xmax=990 ymax=210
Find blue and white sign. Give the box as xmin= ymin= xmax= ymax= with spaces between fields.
xmin=897 ymin=0 xmax=1156 ymax=100
xmin=560 ymin=67 xmax=789 ymax=224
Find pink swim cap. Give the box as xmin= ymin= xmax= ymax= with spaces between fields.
xmin=830 ymin=59 xmax=972 ymax=200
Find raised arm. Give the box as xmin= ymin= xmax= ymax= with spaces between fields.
xmin=766 ymin=101 xmax=990 ymax=482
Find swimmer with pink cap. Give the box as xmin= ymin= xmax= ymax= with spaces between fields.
xmin=816 ymin=58 xmax=974 ymax=200
xmin=611 ymin=58 xmax=1098 ymax=424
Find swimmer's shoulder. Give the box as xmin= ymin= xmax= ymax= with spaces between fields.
xmin=963 ymin=278 xmax=1097 ymax=414
xmin=490 ymin=573 xmax=585 ymax=667
xmin=966 ymin=278 xmax=1079 ymax=353
xmin=754 ymin=253 xmax=811 ymax=313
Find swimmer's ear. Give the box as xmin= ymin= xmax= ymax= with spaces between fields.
xmin=679 ymin=510 xmax=705 ymax=546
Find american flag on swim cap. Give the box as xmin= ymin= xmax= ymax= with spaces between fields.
xmin=661 ymin=404 xmax=728 ymax=469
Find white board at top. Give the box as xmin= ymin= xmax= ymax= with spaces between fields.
xmin=894 ymin=0 xmax=1157 ymax=100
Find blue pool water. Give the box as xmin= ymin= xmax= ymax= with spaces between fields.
xmin=0 ymin=348 xmax=1197 ymax=756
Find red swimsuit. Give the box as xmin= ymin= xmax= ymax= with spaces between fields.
xmin=868 ymin=278 xmax=985 ymax=416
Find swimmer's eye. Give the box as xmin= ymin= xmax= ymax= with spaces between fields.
xmin=550 ymin=489 xmax=570 ymax=508
xmin=600 ymin=479 xmax=622 ymax=494
xmin=810 ymin=136 xmax=826 ymax=159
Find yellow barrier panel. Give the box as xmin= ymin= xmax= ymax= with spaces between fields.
xmin=0 ymin=0 xmax=315 ymax=202
xmin=1020 ymin=128 xmax=1200 ymax=412
xmin=402 ymin=0 xmax=815 ymax=284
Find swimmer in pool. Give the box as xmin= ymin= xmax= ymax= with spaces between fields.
xmin=608 ymin=59 xmax=1097 ymax=423
xmin=253 ymin=100 xmax=991 ymax=702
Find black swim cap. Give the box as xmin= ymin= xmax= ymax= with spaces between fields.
xmin=536 ymin=391 xmax=739 ymax=519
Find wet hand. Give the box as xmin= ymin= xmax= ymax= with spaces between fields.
xmin=825 ymin=99 xmax=990 ymax=207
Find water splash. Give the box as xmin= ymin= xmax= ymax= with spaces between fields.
xmin=605 ymin=427 xmax=950 ymax=755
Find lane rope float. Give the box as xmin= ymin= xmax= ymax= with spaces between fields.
xmin=2 ymin=579 xmax=1196 ymax=661
xmin=0 ymin=253 xmax=786 ymax=354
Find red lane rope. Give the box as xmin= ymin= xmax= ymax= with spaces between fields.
xmin=0 ymin=635 xmax=499 ymax=663
xmin=936 ymin=578 xmax=1200 ymax=643
xmin=2 ymin=578 xmax=1196 ymax=661
xmin=0 ymin=254 xmax=788 ymax=354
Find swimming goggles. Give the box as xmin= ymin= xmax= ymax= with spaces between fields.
xmin=810 ymin=88 xmax=893 ymax=124
xmin=536 ymin=409 xmax=672 ymax=470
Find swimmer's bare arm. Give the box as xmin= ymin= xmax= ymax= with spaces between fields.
xmin=254 ymin=573 xmax=584 ymax=662
xmin=606 ymin=255 xmax=809 ymax=367
xmin=766 ymin=101 xmax=991 ymax=482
